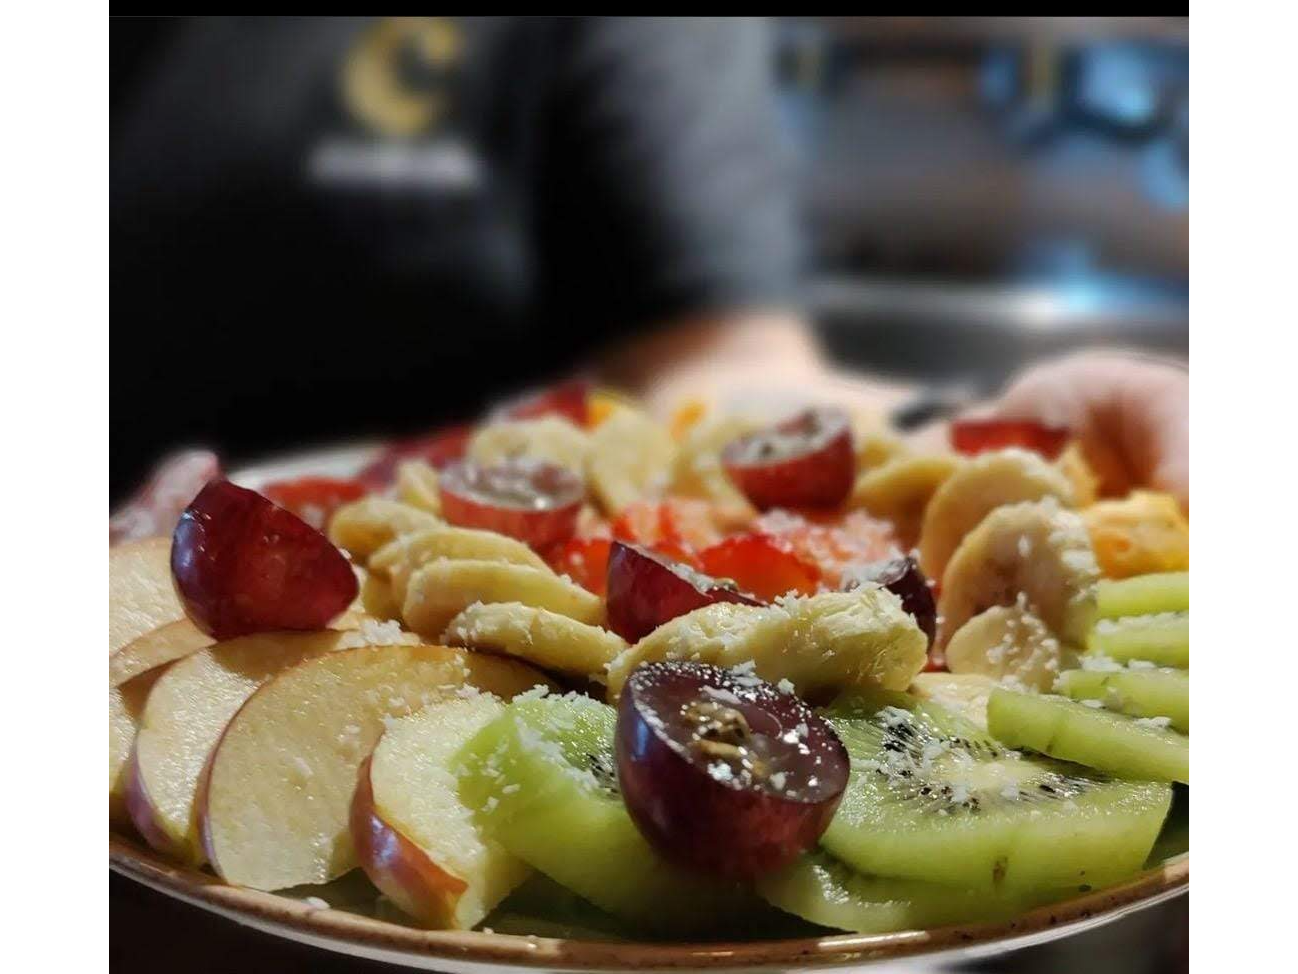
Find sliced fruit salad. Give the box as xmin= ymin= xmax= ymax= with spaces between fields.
xmin=109 ymin=382 xmax=1189 ymax=940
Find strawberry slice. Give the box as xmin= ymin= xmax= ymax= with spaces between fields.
xmin=754 ymin=509 xmax=900 ymax=587
xmin=721 ymin=408 xmax=855 ymax=510
xmin=950 ymin=418 xmax=1070 ymax=460
xmin=546 ymin=536 xmax=613 ymax=596
xmin=611 ymin=499 xmax=726 ymax=567
xmin=698 ymin=533 xmax=821 ymax=601
xmin=261 ymin=476 xmax=369 ymax=530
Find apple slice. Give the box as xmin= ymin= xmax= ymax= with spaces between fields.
xmin=109 ymin=537 xmax=185 ymax=654
xmin=201 ymin=644 xmax=553 ymax=891
xmin=125 ymin=630 xmax=367 ymax=863
xmin=351 ymin=695 xmax=532 ymax=928
xmin=109 ymin=619 xmax=212 ymax=689
xmin=109 ymin=664 xmax=169 ymax=829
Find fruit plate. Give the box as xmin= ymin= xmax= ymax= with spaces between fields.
xmin=110 ymin=442 xmax=1190 ymax=971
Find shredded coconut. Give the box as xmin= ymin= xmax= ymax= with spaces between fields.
xmin=1134 ymin=716 xmax=1174 ymax=729
xmin=357 ymin=617 xmax=408 ymax=646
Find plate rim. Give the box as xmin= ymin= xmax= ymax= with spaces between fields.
xmin=111 ymin=832 xmax=1187 ymax=971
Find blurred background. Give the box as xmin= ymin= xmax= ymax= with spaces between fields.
xmin=111 ymin=19 xmax=1187 ymax=970
xmin=780 ymin=17 xmax=1187 ymax=381
xmin=111 ymin=16 xmax=1186 ymax=505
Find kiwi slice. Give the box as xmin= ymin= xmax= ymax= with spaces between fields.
xmin=1086 ymin=613 xmax=1188 ymax=667
xmin=987 ymin=688 xmax=1188 ymax=784
xmin=454 ymin=692 xmax=760 ymax=934
xmin=757 ymin=850 xmax=1044 ymax=934
xmin=1146 ymin=783 xmax=1189 ymax=867
xmin=820 ymin=689 xmax=1171 ymax=894
xmin=1096 ymin=572 xmax=1189 ymax=619
xmin=1055 ymin=666 xmax=1188 ymax=733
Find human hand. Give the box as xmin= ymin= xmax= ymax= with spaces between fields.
xmin=969 ymin=351 xmax=1189 ymax=512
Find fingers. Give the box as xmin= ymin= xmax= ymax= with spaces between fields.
xmin=1114 ymin=363 xmax=1189 ymax=512
xmin=969 ymin=352 xmax=1188 ymax=510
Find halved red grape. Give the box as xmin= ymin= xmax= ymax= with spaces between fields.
xmin=843 ymin=555 xmax=936 ymax=647
xmin=110 ymin=449 xmax=223 ymax=545
xmin=950 ymin=418 xmax=1070 ymax=460
xmin=616 ymin=661 xmax=848 ymax=880
xmin=721 ymin=408 xmax=855 ymax=510
xmin=260 ymin=476 xmax=369 ymax=529
xmin=605 ymin=541 xmax=763 ymax=643
xmin=697 ymin=533 xmax=821 ymax=601
xmin=356 ymin=423 xmax=474 ymax=488
xmin=438 ymin=458 xmax=584 ymax=550
xmin=495 ymin=378 xmax=591 ymax=427
xmin=171 ymin=480 xmax=359 ymax=640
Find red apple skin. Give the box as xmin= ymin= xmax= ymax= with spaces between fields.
xmin=123 ymin=742 xmax=198 ymax=863
xmin=605 ymin=541 xmax=764 ymax=643
xmin=722 ymin=409 xmax=856 ymax=511
xmin=350 ymin=755 xmax=467 ymax=927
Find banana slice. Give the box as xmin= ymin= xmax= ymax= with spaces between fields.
xmin=605 ymin=588 xmax=927 ymax=701
xmin=918 ymin=448 xmax=1074 ymax=581
xmin=329 ymin=498 xmax=442 ymax=563
xmin=395 ymin=460 xmax=442 ymax=515
xmin=442 ymin=602 xmax=627 ymax=679
xmin=908 ymin=672 xmax=996 ymax=729
xmin=943 ymin=596 xmax=1079 ymax=692
xmin=850 ymin=409 xmax=908 ymax=473
xmin=585 ymin=407 xmax=677 ymax=514
xmin=849 ymin=454 xmax=963 ymax=548
xmin=1054 ymin=442 xmax=1100 ymax=508
xmin=467 ymin=417 xmax=592 ymax=473
xmin=370 ymin=525 xmax=551 ymax=606
xmin=937 ymin=497 xmax=1099 ymax=652
xmin=402 ymin=559 xmax=603 ymax=640
xmin=669 ymin=414 xmax=761 ymax=516
xmin=360 ymin=572 xmax=403 ymax=621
